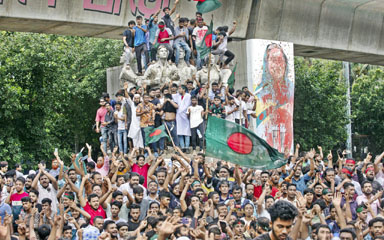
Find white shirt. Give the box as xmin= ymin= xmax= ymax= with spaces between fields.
xmin=37 ymin=183 xmax=58 ymax=213
xmin=225 ymin=104 xmax=237 ymax=122
xmin=192 ymin=26 xmax=208 ymax=46
xmin=115 ymin=109 xmax=126 ymax=130
xmin=234 ymin=98 xmax=246 ymax=120
xmin=188 ymin=105 xmax=204 ymax=128
xmin=119 ymin=183 xmax=147 ymax=199
xmin=217 ymin=31 xmax=229 ymax=51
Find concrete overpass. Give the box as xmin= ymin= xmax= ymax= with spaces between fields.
xmin=1 ymin=0 xmax=384 ymax=65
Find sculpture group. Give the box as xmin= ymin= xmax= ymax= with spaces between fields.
xmin=119 ymin=45 xmax=232 ymax=89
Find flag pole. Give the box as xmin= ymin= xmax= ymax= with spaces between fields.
xmin=163 ymin=121 xmax=176 ymax=148
xmin=204 ymin=15 xmax=214 ymax=154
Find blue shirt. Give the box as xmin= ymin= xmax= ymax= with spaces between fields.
xmin=133 ymin=25 xmax=147 ymax=46
xmin=280 ymin=173 xmax=311 ymax=193
xmin=148 ymin=17 xmax=159 ymax=43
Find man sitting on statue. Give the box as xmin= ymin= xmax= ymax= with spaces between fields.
xmin=153 ymin=21 xmax=174 ymax=61
xmin=174 ymin=18 xmax=191 ymax=66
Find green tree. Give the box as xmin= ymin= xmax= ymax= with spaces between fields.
xmin=293 ymin=57 xmax=348 ymax=151
xmin=0 ymin=32 xmax=122 ymax=167
xmin=351 ymin=67 xmax=384 ymax=154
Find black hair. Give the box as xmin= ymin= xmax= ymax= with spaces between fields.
xmin=42 ymin=198 xmax=52 ymax=206
xmin=233 ymin=185 xmax=242 ymax=192
xmin=257 ymin=217 xmax=270 ymax=231
xmin=362 ymin=180 xmax=372 ymax=188
xmin=112 ymin=190 xmax=123 ymax=199
xmin=313 ymin=199 xmax=327 ymax=211
xmin=267 ymin=200 xmax=298 ymax=223
xmin=136 ymin=154 xmax=145 ymax=161
xmin=133 ymin=186 xmax=144 ymax=194
xmin=21 ymin=196 xmax=32 ymax=203
xmin=163 ymin=7 xmax=170 ymax=12
xmin=130 ymin=172 xmax=140 ymax=179
xmin=304 ymin=188 xmax=315 ymax=195
xmin=103 ymin=220 xmax=116 ymax=230
xmin=115 ymin=102 xmax=122 ymax=106
xmin=260 ymin=171 xmax=270 ymax=177
xmin=37 ymin=224 xmax=51 ymax=239
xmin=93 ymin=216 xmax=104 ymax=223
xmin=92 ymin=183 xmax=102 ymax=190
xmin=63 ymin=225 xmax=72 ymax=232
xmin=149 ymin=201 xmax=160 ymax=208
xmin=117 ymin=221 xmax=129 ymax=230
xmin=212 ymin=82 xmax=218 ymax=86
xmin=136 ymin=16 xmax=143 ymax=20
xmin=87 ymin=193 xmax=99 ymax=202
xmin=87 ymin=161 xmax=96 ymax=169
xmin=29 ymin=189 xmax=39 ymax=197
xmin=343 ymin=182 xmax=354 ymax=190
xmin=128 ymin=20 xmax=135 ymax=26
xmin=191 ymin=96 xmax=198 ymax=100
xmin=16 ymin=176 xmax=25 ymax=184
xmin=159 ymin=190 xmax=171 ymax=200
xmin=111 ymin=201 xmax=122 ymax=209
xmin=287 ymin=183 xmax=297 ymax=190
xmin=265 ymin=195 xmax=274 ymax=203
xmin=315 ymin=224 xmax=330 ymax=235
xmin=339 ymin=228 xmax=357 ymax=239
xmin=130 ymin=203 xmax=141 ymax=211
xmin=368 ymin=217 xmax=384 ymax=227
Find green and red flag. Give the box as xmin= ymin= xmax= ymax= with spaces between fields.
xmin=195 ymin=0 xmax=222 ymax=13
xmin=205 ymin=116 xmax=286 ymax=169
xmin=227 ymin=62 xmax=237 ymax=89
xmin=144 ymin=125 xmax=170 ymax=145
xmin=197 ymin=19 xmax=213 ymax=60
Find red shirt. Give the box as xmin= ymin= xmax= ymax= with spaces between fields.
xmin=158 ymin=29 xmax=170 ymax=43
xmin=254 ymin=185 xmax=278 ymax=198
xmin=132 ymin=163 xmax=150 ymax=188
xmin=83 ymin=202 xmax=106 ymax=225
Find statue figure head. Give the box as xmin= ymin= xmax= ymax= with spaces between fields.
xmin=157 ymin=45 xmax=169 ymax=60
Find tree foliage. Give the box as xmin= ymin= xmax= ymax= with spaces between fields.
xmin=0 ymin=32 xmax=121 ymax=167
xmin=293 ymin=57 xmax=348 ymax=151
xmin=351 ymin=67 xmax=384 ymax=154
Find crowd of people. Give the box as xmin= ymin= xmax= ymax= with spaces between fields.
xmin=122 ymin=0 xmax=236 ymax=75
xmin=2 ymin=2 xmax=384 ymax=240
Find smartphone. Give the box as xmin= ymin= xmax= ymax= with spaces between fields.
xmin=181 ymin=218 xmax=189 ymax=225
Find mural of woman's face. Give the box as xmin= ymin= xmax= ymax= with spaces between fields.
xmin=267 ymin=45 xmax=287 ymax=81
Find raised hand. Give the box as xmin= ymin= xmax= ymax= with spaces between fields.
xmin=158 ymin=216 xmax=183 ymax=236
xmin=327 ymin=151 xmax=333 ymax=161
xmin=332 ymin=192 xmax=343 ymax=206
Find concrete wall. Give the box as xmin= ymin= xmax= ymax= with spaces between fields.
xmin=0 ymin=0 xmax=252 ymax=39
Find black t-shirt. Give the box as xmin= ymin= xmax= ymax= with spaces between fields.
xmin=255 ymin=233 xmax=292 ymax=240
xmin=123 ymin=29 xmax=134 ymax=48
xmin=151 ymin=98 xmax=162 ymax=127
xmin=128 ymin=219 xmax=140 ymax=231
xmin=162 ymin=100 xmax=177 ymax=113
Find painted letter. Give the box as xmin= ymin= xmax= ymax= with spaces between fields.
xmin=129 ymin=0 xmax=170 ymax=19
xmin=83 ymin=0 xmax=122 ymax=15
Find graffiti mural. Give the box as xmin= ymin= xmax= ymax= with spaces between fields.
xmin=247 ymin=39 xmax=295 ymax=153
xmin=2 ymin=0 xmax=170 ymax=18
xmin=129 ymin=0 xmax=169 ymax=18
xmin=83 ymin=0 xmax=122 ymax=15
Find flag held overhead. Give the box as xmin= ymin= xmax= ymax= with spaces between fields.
xmin=196 ymin=0 xmax=222 ymax=13
xmin=205 ymin=116 xmax=286 ymax=170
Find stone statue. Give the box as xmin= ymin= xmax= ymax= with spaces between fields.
xmin=196 ymin=56 xmax=221 ymax=85
xmin=177 ymin=48 xmax=197 ymax=85
xmin=220 ymin=68 xmax=232 ymax=87
xmin=138 ymin=45 xmax=180 ymax=87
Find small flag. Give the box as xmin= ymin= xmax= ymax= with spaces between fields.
xmin=196 ymin=0 xmax=222 ymax=13
xmin=197 ymin=19 xmax=213 ymax=60
xmin=227 ymin=62 xmax=237 ymax=88
xmin=205 ymin=116 xmax=286 ymax=169
xmin=144 ymin=125 xmax=170 ymax=145
xmin=71 ymin=152 xmax=87 ymax=175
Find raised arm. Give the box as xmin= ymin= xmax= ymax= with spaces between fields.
xmin=180 ymin=179 xmax=192 ymax=212
xmin=169 ymin=0 xmax=179 ymax=16
xmin=69 ymin=202 xmax=91 ymax=220
xmin=148 ymin=157 xmax=163 ymax=181
xmin=228 ymin=21 xmax=237 ymax=36
xmin=78 ymin=175 xmax=89 ymax=208
xmin=31 ymin=165 xmax=43 ymax=190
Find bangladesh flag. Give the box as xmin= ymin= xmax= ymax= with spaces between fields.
xmin=144 ymin=125 xmax=170 ymax=145
xmin=227 ymin=62 xmax=237 ymax=89
xmin=205 ymin=116 xmax=286 ymax=169
xmin=197 ymin=19 xmax=213 ymax=60
xmin=195 ymin=0 xmax=222 ymax=13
